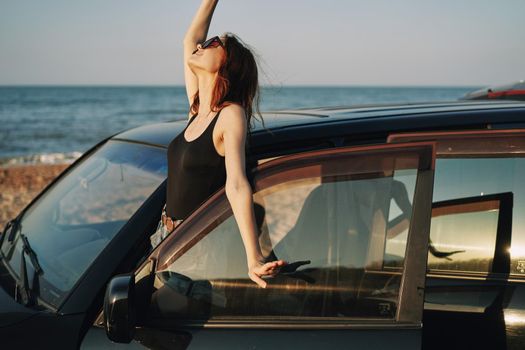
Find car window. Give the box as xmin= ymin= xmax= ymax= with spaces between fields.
xmin=387 ymin=132 xmax=525 ymax=276
xmin=148 ymin=144 xmax=433 ymax=324
xmin=428 ymin=193 xmax=510 ymax=273
xmin=431 ymin=156 xmax=523 ymax=275
xmin=385 ymin=190 xmax=510 ymax=275
xmin=0 ymin=140 xmax=166 ymax=307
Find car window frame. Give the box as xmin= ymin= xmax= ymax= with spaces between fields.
xmin=140 ymin=141 xmax=436 ymax=329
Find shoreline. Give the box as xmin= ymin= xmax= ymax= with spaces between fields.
xmin=0 ymin=163 xmax=70 ymax=228
xmin=0 ymin=151 xmax=82 ymax=168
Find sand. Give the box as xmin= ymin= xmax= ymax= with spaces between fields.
xmin=0 ymin=163 xmax=70 ymax=229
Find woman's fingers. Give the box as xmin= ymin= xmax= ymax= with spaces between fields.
xmin=262 ymin=260 xmax=287 ymax=273
xmin=265 ymin=260 xmax=287 ymax=268
xmin=249 ymin=259 xmax=289 ymax=288
xmin=249 ymin=271 xmax=268 ymax=288
xmin=259 ymin=262 xmax=285 ymax=276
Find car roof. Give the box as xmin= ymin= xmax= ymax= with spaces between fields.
xmin=112 ymin=100 xmax=525 ymax=155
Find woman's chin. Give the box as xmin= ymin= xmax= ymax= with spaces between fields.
xmin=189 ymin=63 xmax=218 ymax=75
xmin=187 ymin=60 xmax=202 ymax=72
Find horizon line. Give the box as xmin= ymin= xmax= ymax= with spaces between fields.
xmin=0 ymin=83 xmax=484 ymax=89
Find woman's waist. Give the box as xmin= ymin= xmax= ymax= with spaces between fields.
xmin=161 ymin=203 xmax=184 ymax=232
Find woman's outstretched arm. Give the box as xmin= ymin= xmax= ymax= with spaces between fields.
xmin=183 ymin=0 xmax=219 ymax=108
xmin=222 ymin=104 xmax=287 ymax=288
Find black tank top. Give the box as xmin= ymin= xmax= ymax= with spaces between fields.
xmin=165 ymin=109 xmax=226 ymax=219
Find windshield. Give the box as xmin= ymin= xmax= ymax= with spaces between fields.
xmin=0 ymin=140 xmax=167 ymax=307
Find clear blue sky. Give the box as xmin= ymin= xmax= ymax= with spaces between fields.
xmin=1 ymin=0 xmax=524 ymax=86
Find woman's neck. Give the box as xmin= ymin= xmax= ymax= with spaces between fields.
xmin=196 ymin=73 xmax=218 ymax=114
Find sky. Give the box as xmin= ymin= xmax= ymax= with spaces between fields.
xmin=1 ymin=0 xmax=524 ymax=87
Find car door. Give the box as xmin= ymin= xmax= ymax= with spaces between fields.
xmin=388 ymin=129 xmax=525 ymax=350
xmin=82 ymin=141 xmax=436 ymax=349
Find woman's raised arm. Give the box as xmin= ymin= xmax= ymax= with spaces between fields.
xmin=183 ymin=0 xmax=219 ymax=109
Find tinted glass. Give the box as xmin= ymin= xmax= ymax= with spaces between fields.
xmin=1 ymin=140 xmax=166 ymax=307
xmin=382 ymin=170 xmax=416 ymax=268
xmin=149 ymin=150 xmax=424 ymax=322
xmin=431 ymin=157 xmax=525 ymax=274
xmin=428 ymin=197 xmax=500 ymax=273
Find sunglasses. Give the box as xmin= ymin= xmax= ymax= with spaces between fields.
xmin=192 ymin=36 xmax=224 ymax=54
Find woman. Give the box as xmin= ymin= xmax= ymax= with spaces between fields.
xmin=151 ymin=0 xmax=287 ymax=289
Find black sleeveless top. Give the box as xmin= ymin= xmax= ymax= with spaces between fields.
xmin=165 ymin=109 xmax=227 ymax=220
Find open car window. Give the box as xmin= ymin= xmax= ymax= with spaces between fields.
xmin=145 ymin=142 xmax=435 ymax=326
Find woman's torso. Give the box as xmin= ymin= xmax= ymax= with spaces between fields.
xmin=165 ymin=109 xmax=226 ymax=219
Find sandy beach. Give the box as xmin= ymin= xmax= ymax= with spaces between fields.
xmin=0 ymin=163 xmax=70 ymax=229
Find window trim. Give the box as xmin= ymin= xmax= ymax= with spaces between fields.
xmin=387 ymin=128 xmax=525 ymax=145
xmin=387 ymin=129 xmax=525 ymax=157
xmin=151 ymin=141 xmax=436 ymax=327
xmin=143 ymin=318 xmax=423 ymax=330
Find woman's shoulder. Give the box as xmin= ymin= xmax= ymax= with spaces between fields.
xmin=218 ymin=103 xmax=247 ymax=135
xmin=220 ymin=102 xmax=246 ymax=119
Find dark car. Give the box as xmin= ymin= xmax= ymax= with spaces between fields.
xmin=1 ymin=100 xmax=525 ymax=349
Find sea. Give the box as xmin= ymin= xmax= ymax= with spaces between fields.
xmin=0 ymin=85 xmax=478 ymax=167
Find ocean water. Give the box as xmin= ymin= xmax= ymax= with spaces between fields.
xmin=0 ymin=85 xmax=477 ymax=166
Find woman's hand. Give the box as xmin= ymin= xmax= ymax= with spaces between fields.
xmin=248 ymin=258 xmax=287 ymax=288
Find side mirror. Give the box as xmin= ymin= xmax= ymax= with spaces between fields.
xmin=103 ymin=273 xmax=136 ymax=343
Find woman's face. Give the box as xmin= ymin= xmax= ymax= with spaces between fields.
xmin=188 ymin=35 xmax=227 ymax=75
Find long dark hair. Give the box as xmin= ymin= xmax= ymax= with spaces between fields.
xmin=189 ymin=32 xmax=270 ymax=148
